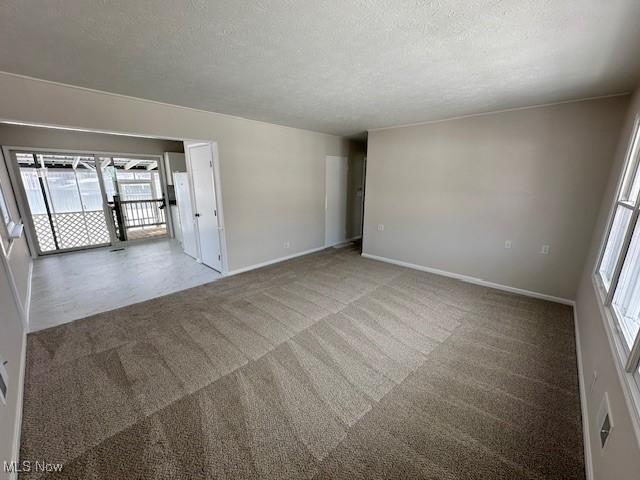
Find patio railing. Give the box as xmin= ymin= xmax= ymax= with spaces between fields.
xmin=110 ymin=196 xmax=167 ymax=241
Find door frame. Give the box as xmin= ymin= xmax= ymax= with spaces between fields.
xmin=2 ymin=145 xmax=168 ymax=257
xmin=184 ymin=141 xmax=229 ymax=274
xmin=324 ymin=155 xmax=349 ymax=247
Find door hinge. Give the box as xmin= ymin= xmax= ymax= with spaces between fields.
xmin=218 ymin=254 xmax=221 ymax=261
xmin=214 ymin=209 xmax=217 ymax=216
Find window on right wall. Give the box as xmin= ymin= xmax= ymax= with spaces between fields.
xmin=596 ymin=117 xmax=640 ymax=396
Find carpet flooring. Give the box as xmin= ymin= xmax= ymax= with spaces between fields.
xmin=20 ymin=244 xmax=585 ymax=479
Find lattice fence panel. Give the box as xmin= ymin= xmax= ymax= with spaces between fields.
xmin=32 ymin=214 xmax=57 ymax=252
xmin=84 ymin=210 xmax=111 ymax=245
xmin=54 ymin=211 xmax=110 ymax=249
xmin=54 ymin=212 xmax=90 ymax=249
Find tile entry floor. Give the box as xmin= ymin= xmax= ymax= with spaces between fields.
xmin=29 ymin=239 xmax=222 ymax=331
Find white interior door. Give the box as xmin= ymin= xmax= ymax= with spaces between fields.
xmin=186 ymin=142 xmax=222 ymax=272
xmin=173 ymin=172 xmax=198 ymax=259
xmin=325 ymin=155 xmax=348 ymax=246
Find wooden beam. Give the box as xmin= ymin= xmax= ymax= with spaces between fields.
xmin=72 ymin=157 xmax=80 ymax=169
xmin=146 ymin=161 xmax=158 ymax=171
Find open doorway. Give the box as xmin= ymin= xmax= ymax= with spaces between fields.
xmin=324 ymin=139 xmax=367 ymax=249
xmin=0 ymin=122 xmax=227 ymax=330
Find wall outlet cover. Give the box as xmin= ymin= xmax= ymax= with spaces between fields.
xmin=596 ymin=392 xmax=613 ymax=449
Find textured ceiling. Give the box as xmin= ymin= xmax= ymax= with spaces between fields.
xmin=1 ymin=1 xmax=640 ymax=136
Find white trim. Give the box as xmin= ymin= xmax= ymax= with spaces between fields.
xmin=183 ymin=141 xmax=227 ymax=274
xmin=24 ymin=259 xmax=33 ymax=329
xmin=9 ymin=330 xmax=27 ymax=480
xmin=209 ymin=143 xmax=230 ymax=275
xmin=573 ymin=306 xmax=594 ymax=480
xmin=591 ymin=275 xmax=640 ymax=448
xmin=0 ymin=71 xmax=344 ymax=140
xmin=0 ymin=224 xmax=29 ymax=479
xmin=367 ymin=92 xmax=631 ymax=133
xmin=361 ymin=253 xmax=574 ymax=305
xmin=227 ymin=245 xmax=327 ymax=276
xmin=0 ymin=252 xmax=27 ymax=325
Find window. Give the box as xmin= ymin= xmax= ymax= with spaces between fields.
xmin=596 ymin=118 xmax=640 ymax=404
xmin=0 ymin=153 xmax=21 ymax=252
xmin=0 ymin=185 xmax=10 ymax=227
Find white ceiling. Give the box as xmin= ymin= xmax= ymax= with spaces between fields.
xmin=1 ymin=1 xmax=640 ymax=136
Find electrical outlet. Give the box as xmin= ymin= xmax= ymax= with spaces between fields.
xmin=377 ymin=224 xmax=384 ymax=231
xmin=541 ymin=245 xmax=550 ymax=255
xmin=284 ymin=241 xmax=291 ymax=249
xmin=504 ymin=240 xmax=512 ymax=249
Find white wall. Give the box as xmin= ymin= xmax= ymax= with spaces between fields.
xmin=363 ymin=96 xmax=629 ymax=300
xmin=0 ymin=256 xmax=26 ymax=480
xmin=575 ymin=90 xmax=640 ymax=479
xmin=0 ymin=72 xmax=352 ymax=271
xmin=0 ymin=71 xmax=354 ymax=474
xmin=0 ymin=148 xmax=28 ymax=480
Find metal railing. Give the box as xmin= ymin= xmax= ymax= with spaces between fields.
xmin=109 ymin=196 xmax=167 ymax=241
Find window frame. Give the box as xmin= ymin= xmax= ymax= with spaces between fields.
xmin=0 ymin=153 xmax=23 ymax=255
xmin=594 ymin=116 xmax=640 ymax=444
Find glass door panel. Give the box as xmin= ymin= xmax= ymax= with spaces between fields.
xmin=15 ymin=152 xmax=113 ymax=254
xmin=98 ymin=156 xmax=168 ymax=242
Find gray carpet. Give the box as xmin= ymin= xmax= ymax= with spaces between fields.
xmin=20 ymin=244 xmax=585 ymax=479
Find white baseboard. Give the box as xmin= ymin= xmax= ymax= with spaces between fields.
xmin=573 ymin=306 xmax=594 ymax=480
xmin=363 ymin=251 xmax=592 ymax=476
xmin=10 ymin=330 xmax=27 ymax=480
xmin=226 ymin=245 xmax=328 ymax=276
xmin=361 ymin=252 xmax=574 ymax=305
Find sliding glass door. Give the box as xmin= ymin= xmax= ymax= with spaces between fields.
xmin=12 ymin=150 xmax=169 ymax=255
xmin=99 ymin=157 xmax=168 ymax=242
xmin=16 ymin=152 xmax=111 ymax=253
